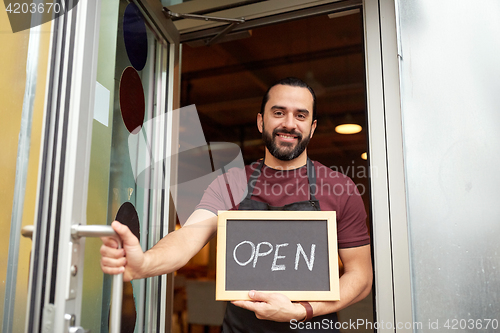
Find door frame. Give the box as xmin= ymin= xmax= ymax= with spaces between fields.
xmin=25 ymin=0 xmax=413 ymax=332
xmin=25 ymin=1 xmax=104 ymax=331
xmin=363 ymin=0 xmax=413 ymax=331
xmin=164 ymin=0 xmax=413 ymax=331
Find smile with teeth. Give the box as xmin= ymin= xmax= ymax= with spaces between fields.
xmin=277 ymin=133 xmax=297 ymax=140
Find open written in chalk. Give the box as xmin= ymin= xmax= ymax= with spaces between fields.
xmin=216 ymin=210 xmax=339 ymax=301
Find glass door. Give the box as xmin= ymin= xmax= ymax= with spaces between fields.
xmin=85 ymin=1 xmax=152 ymax=332
xmin=83 ymin=0 xmax=178 ymax=332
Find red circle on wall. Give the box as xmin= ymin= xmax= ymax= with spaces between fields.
xmin=119 ymin=66 xmax=145 ymax=134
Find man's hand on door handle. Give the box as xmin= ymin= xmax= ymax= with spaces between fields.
xmin=100 ymin=221 xmax=144 ymax=282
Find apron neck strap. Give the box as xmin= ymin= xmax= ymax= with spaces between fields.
xmin=306 ymin=158 xmax=318 ymax=201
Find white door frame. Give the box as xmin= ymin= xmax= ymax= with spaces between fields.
xmin=363 ymin=0 xmax=413 ymax=331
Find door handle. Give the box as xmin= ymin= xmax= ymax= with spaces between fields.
xmin=71 ymin=225 xmax=123 ymax=333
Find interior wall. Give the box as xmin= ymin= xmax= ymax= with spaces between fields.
xmin=397 ymin=0 xmax=500 ymax=330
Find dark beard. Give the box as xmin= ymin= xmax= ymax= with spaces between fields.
xmin=262 ymin=123 xmax=311 ymax=161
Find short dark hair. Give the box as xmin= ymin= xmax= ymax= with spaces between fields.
xmin=260 ymin=77 xmax=317 ymax=121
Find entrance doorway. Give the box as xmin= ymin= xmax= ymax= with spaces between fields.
xmin=3 ymin=1 xmax=407 ymax=331
xmin=173 ymin=8 xmax=374 ymax=333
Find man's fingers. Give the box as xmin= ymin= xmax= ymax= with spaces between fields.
xmin=100 ymin=244 xmax=126 ymax=273
xmin=232 ymin=291 xmax=270 ymax=312
xmin=100 ymin=249 xmax=127 ymax=277
xmin=111 ymin=221 xmax=140 ymax=247
xmin=231 ymin=291 xmax=271 ymax=309
xmin=100 ymin=255 xmax=127 ymax=269
xmin=100 ymin=262 xmax=125 ymax=275
xmin=101 ymin=236 xmax=119 ymax=249
xmin=248 ymin=290 xmax=272 ymax=302
xmin=231 ymin=300 xmax=260 ymax=312
xmin=101 ymin=237 xmax=118 ymax=250
xmin=100 ymin=243 xmax=125 ymax=259
xmin=99 ymin=222 xmax=144 ymax=280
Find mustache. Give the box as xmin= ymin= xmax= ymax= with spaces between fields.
xmin=272 ymin=127 xmax=303 ymax=140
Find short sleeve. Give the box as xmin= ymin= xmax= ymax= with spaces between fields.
xmin=336 ymin=178 xmax=370 ymax=248
xmin=195 ymin=166 xmax=248 ymax=214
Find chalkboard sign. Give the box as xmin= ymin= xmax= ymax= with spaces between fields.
xmin=216 ymin=210 xmax=339 ymax=301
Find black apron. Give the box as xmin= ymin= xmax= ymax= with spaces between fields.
xmin=222 ymin=159 xmax=340 ymax=333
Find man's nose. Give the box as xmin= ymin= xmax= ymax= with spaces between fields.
xmin=282 ymin=113 xmax=297 ymax=130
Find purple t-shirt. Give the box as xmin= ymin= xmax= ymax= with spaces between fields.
xmin=196 ymin=160 xmax=370 ymax=248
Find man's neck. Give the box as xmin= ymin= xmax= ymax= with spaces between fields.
xmin=263 ymin=149 xmax=308 ymax=170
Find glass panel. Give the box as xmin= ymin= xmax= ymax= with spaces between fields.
xmin=82 ymin=0 xmax=164 ymax=332
xmin=397 ymin=0 xmax=500 ymax=331
xmin=0 ymin=13 xmax=52 ymax=333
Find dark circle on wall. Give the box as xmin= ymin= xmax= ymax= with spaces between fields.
xmin=123 ymin=3 xmax=148 ymax=71
xmin=115 ymin=202 xmax=140 ymax=240
xmin=119 ymin=67 xmax=145 ymax=134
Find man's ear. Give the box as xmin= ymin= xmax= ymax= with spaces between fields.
xmin=310 ymin=119 xmax=317 ymax=138
xmin=257 ymin=113 xmax=263 ymax=133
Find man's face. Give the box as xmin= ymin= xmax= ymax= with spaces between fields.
xmin=258 ymin=84 xmax=317 ymax=161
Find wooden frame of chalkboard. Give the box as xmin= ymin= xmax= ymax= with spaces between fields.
xmin=216 ymin=210 xmax=339 ymax=301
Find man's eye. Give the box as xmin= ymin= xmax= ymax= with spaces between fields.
xmin=274 ymin=111 xmax=284 ymax=116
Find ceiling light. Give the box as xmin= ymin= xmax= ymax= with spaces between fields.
xmin=335 ymin=113 xmax=362 ymax=134
xmin=335 ymin=124 xmax=362 ymax=134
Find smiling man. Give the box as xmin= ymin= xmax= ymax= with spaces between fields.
xmin=259 ymin=82 xmax=316 ymax=164
xmin=100 ymin=77 xmax=372 ymax=333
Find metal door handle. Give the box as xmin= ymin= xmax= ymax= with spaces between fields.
xmin=71 ymin=225 xmax=122 ymax=333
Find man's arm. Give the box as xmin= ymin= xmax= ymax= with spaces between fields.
xmin=100 ymin=209 xmax=217 ymax=281
xmin=309 ymin=244 xmax=373 ymax=315
xmin=232 ymin=244 xmax=372 ymax=322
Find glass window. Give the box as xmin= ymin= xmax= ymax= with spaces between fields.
xmin=398 ymin=0 xmax=500 ymax=330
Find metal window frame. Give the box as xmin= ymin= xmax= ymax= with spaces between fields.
xmin=169 ymin=0 xmax=354 ymax=34
xmin=135 ymin=0 xmax=180 ymax=44
xmin=160 ymin=40 xmax=182 ymax=333
xmin=175 ymin=0 xmax=363 ymax=43
xmin=363 ymin=0 xmax=413 ymax=331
